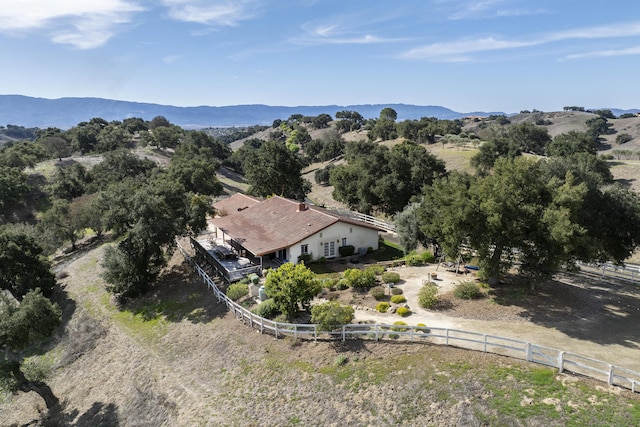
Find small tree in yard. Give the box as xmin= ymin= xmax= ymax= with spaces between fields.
xmin=265 ymin=263 xmax=321 ymax=317
xmin=311 ymin=301 xmax=354 ymax=331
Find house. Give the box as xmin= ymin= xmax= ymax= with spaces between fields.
xmin=207 ymin=194 xmax=383 ymax=269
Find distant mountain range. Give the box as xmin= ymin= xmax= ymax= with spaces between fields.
xmin=0 ymin=95 xmax=507 ymax=129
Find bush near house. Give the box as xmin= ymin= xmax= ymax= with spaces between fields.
xmin=396 ymin=307 xmax=411 ymax=317
xmin=454 ymin=281 xmax=482 ymax=300
xmin=251 ymin=298 xmax=280 ymax=319
xmin=311 ymin=301 xmax=355 ymax=331
xmin=338 ymin=245 xmax=355 ymax=257
xmin=390 ymin=295 xmax=407 ymax=304
xmin=343 ymin=268 xmax=377 ymax=289
xmin=418 ymin=284 xmax=439 ymax=308
xmin=376 ymin=302 xmax=390 ymax=313
xmin=381 ymin=271 xmax=400 ymax=284
xmin=226 ymin=283 xmax=249 ymax=301
xmin=370 ymin=286 xmax=386 ymax=301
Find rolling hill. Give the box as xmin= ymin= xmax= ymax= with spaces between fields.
xmin=0 ymin=95 xmax=505 ymax=129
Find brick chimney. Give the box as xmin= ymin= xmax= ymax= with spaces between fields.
xmin=297 ymin=202 xmax=307 ymax=212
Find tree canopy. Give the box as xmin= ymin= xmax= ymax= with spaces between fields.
xmin=330 ymin=140 xmax=447 ymax=215
xmin=412 ymin=155 xmax=640 ymax=287
xmin=244 ymin=140 xmax=311 ymax=200
xmin=264 ymin=263 xmax=321 ymax=317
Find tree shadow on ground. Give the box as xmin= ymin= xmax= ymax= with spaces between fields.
xmin=42 ymin=401 xmax=119 ymax=426
xmin=491 ymin=274 xmax=640 ymax=348
xmin=121 ymin=259 xmax=228 ymax=324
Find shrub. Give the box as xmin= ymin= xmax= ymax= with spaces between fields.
xmin=390 ymin=295 xmax=406 ymax=304
xmin=252 ymin=298 xmax=280 ymax=319
xmin=298 ymin=253 xmax=312 ymax=264
xmin=343 ymin=268 xmax=377 ymax=289
xmin=405 ymin=254 xmax=422 ymax=266
xmin=418 ymin=284 xmax=439 ymax=309
xmin=226 ymin=283 xmax=249 ymax=301
xmin=322 ymin=277 xmax=338 ymax=291
xmin=311 ymin=301 xmax=355 ymax=331
xmin=396 ymin=307 xmax=411 ymax=317
xmin=370 ymin=286 xmax=386 ymax=300
xmin=391 ymin=321 xmax=408 ymax=332
xmin=616 ymin=133 xmax=633 ymax=144
xmin=454 ymin=281 xmax=482 ymax=300
xmin=376 ymin=302 xmax=390 ymax=313
xmin=381 ymin=271 xmax=400 ymax=284
xmin=419 ymin=251 xmax=436 ymax=264
xmin=338 ymin=245 xmax=355 ymax=257
xmin=391 ymin=287 xmax=403 ymax=295
xmin=335 ymin=279 xmax=350 ymax=290
xmin=415 ymin=323 xmax=430 ymax=333
xmin=365 ymin=265 xmax=386 ymax=276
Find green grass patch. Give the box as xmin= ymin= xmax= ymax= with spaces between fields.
xmin=308 ymin=263 xmax=337 ymax=275
xmin=368 ymin=240 xmax=404 ymax=262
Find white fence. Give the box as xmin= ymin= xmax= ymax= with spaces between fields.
xmin=578 ymin=261 xmax=640 ymax=286
xmin=329 ymin=208 xmax=396 ymax=232
xmin=177 ymin=242 xmax=640 ymax=394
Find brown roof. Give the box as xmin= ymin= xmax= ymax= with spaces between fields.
xmin=213 ymin=193 xmax=261 ymax=217
xmin=210 ymin=196 xmax=381 ymax=256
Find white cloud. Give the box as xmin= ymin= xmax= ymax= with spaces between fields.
xmin=0 ymin=0 xmax=143 ymax=49
xmin=163 ymin=0 xmax=258 ymax=26
xmin=564 ymin=45 xmax=640 ymax=60
xmin=163 ymin=54 xmax=182 ymax=64
xmin=402 ymin=36 xmax=536 ymax=60
xmin=293 ymin=21 xmax=403 ymax=46
xmin=402 ymin=21 xmax=640 ymax=61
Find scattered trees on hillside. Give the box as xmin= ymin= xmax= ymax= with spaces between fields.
xmin=545 ymin=131 xmax=596 ymax=157
xmin=397 ymin=117 xmax=462 ymax=144
xmin=0 ymin=225 xmax=62 ymax=409
xmin=335 ymin=110 xmax=365 ymax=132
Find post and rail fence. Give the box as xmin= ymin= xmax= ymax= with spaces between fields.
xmin=177 ymin=241 xmax=640 ymax=394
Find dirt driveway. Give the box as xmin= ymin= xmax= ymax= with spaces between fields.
xmin=352 ymin=265 xmax=640 ymax=372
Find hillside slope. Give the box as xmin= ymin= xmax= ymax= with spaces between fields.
xmin=3 ymin=243 xmax=640 ymax=426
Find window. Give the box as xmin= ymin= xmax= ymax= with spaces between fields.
xmin=323 ymin=241 xmax=336 ymax=258
xmin=301 ymin=244 xmax=308 ymax=254
xmin=341 ymin=238 xmax=347 ymax=247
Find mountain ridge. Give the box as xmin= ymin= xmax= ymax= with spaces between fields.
xmin=0 ymin=94 xmax=507 ymax=129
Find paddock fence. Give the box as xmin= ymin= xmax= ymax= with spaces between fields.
xmin=177 ymin=241 xmax=640 ymax=394
xmin=577 ymin=261 xmax=640 ymax=286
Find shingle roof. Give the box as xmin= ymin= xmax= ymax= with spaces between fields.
xmin=210 ymin=195 xmax=381 ymax=256
xmin=213 ymin=193 xmax=261 ymax=216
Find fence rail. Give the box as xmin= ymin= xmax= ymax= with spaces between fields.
xmin=329 ymin=208 xmax=396 ymax=232
xmin=177 ymin=241 xmax=640 ymax=394
xmin=578 ymin=261 xmax=640 ymax=286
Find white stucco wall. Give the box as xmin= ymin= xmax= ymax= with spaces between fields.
xmin=289 ymin=222 xmax=380 ymax=263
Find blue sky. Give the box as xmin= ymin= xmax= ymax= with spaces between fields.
xmin=1 ymin=0 xmax=639 ymax=113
